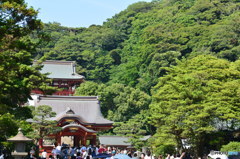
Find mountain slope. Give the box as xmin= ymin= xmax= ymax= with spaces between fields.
xmin=36 ymin=0 xmax=240 ymax=93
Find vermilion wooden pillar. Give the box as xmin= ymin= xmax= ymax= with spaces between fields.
xmin=56 ymin=135 xmax=61 ymax=145
xmin=91 ymin=135 xmax=97 ymax=145
xmin=74 ymin=135 xmax=80 ymax=147
xmin=39 ymin=138 xmax=43 ymax=148
xmin=83 ymin=132 xmax=87 ymax=146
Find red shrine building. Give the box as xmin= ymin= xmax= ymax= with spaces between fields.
xmin=29 ymin=60 xmax=113 ymax=150
xmin=32 ymin=60 xmax=85 ymax=96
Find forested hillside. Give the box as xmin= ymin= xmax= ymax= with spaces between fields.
xmin=34 ymin=0 xmax=240 ymax=155
xmin=36 ymin=0 xmax=240 ymax=92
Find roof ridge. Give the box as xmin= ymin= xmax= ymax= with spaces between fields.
xmin=39 ymin=95 xmax=99 ymax=101
xmin=34 ymin=60 xmax=76 ymax=65
xmin=99 ymin=136 xmax=130 ymax=138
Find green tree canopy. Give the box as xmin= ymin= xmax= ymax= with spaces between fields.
xmin=113 ymin=110 xmax=153 ymax=150
xmin=75 ymin=82 xmax=151 ymax=122
xmin=0 ymin=113 xmax=18 ymax=141
xmin=221 ymin=142 xmax=240 ymax=152
xmin=28 ymin=105 xmax=59 ymax=145
xmin=0 ymin=0 xmax=54 ymax=110
xmin=150 ymin=55 xmax=240 ymax=157
xmin=34 ymin=0 xmax=240 ymax=94
xmin=0 ymin=0 xmax=57 ymax=144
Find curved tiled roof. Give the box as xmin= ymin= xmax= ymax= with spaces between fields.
xmin=99 ymin=136 xmax=131 ymax=146
xmin=62 ymin=124 xmax=97 ymax=133
xmin=30 ymin=95 xmax=113 ymax=126
xmin=34 ymin=60 xmax=85 ymax=80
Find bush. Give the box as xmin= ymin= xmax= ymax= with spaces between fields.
xmin=220 ymin=142 xmax=240 ymax=152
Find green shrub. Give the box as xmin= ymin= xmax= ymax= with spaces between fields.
xmin=220 ymin=142 xmax=240 ymax=152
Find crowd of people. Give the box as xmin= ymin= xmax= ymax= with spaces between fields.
xmin=49 ymin=144 xmax=110 ymax=159
xmin=27 ymin=142 xmax=199 ymax=159
xmin=30 ymin=144 xmax=161 ymax=159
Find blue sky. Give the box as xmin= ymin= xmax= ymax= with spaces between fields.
xmin=25 ymin=0 xmax=152 ymax=28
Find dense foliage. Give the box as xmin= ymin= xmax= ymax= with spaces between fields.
xmin=0 ymin=0 xmax=54 ymax=143
xmin=28 ymin=105 xmax=60 ymax=145
xmin=35 ymin=0 xmax=240 ymax=93
xmin=75 ymin=81 xmax=151 ymax=123
xmin=150 ymin=55 xmax=240 ymax=156
xmin=221 ymin=142 xmax=240 ymax=152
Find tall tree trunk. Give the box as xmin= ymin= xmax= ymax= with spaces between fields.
xmin=195 ymin=134 xmax=206 ymax=158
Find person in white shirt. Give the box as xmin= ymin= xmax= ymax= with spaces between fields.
xmin=41 ymin=150 xmax=47 ymax=159
xmin=144 ymin=152 xmax=154 ymax=159
xmin=56 ymin=144 xmax=62 ymax=152
xmin=82 ymin=149 xmax=88 ymax=159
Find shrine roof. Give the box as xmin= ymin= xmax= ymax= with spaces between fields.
xmin=99 ymin=135 xmax=151 ymax=146
xmin=62 ymin=124 xmax=97 ymax=133
xmin=34 ymin=60 xmax=84 ymax=80
xmin=29 ymin=95 xmax=113 ymax=126
xmin=99 ymin=136 xmax=131 ymax=146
